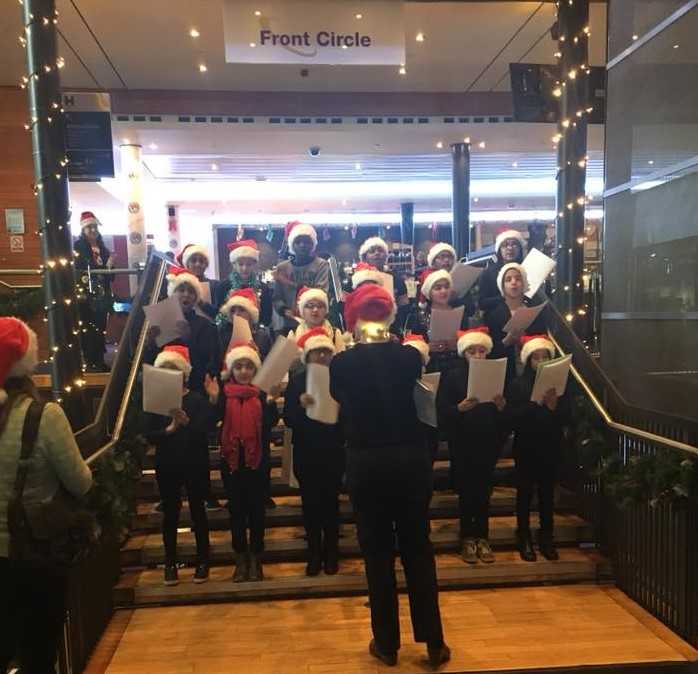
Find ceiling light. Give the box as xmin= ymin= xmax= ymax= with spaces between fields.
xmin=415 ymin=32 xmax=425 ymax=42
xmin=254 ymin=10 xmax=261 ymax=16
xmin=478 ymin=141 xmax=486 ymax=149
xmin=632 ymin=34 xmax=638 ymax=41
xmin=673 ymin=43 xmax=679 ymax=49
xmin=436 ymin=141 xmax=444 ymax=149
xmin=250 ymin=42 xmax=256 ymax=47
xmin=122 ymin=137 xmax=130 ymax=144
xmin=464 ymin=136 xmax=471 ymax=144
xmin=211 ymin=162 xmax=219 ymax=171
xmin=198 ymin=63 xmax=208 ymax=72
xmin=473 ymin=197 xmax=479 ymax=203
xmin=355 ymin=162 xmax=362 ymax=171
xmin=148 ymin=143 xmax=158 ymax=150
xmin=512 ymin=161 xmax=518 ymax=168
xmin=341 ymin=44 xmax=348 ymax=49
xmin=355 ymin=13 xmax=363 ymax=19
xmin=648 ymin=160 xmax=654 ymax=165
xmin=398 ymin=66 xmax=407 ymax=75
xmin=189 ymin=28 xmax=200 ymax=38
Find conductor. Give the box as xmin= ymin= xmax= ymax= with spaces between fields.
xmin=329 ymin=284 xmax=450 ymax=668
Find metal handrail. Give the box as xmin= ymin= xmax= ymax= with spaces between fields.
xmin=548 ymin=331 xmax=698 ymax=458
xmin=0 ymin=280 xmax=42 ymax=290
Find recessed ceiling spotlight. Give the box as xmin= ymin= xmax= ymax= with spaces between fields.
xmin=464 ymin=136 xmax=471 ymax=144
xmin=673 ymin=43 xmax=679 ymax=49
xmin=250 ymin=42 xmax=256 ymax=47
xmin=473 ymin=197 xmax=480 ymax=203
xmin=148 ymin=143 xmax=158 ymax=150
xmin=399 ymin=65 xmax=407 ymax=75
xmin=355 ymin=13 xmax=363 ymax=19
xmin=189 ymin=28 xmax=200 ymax=38
xmin=632 ymin=34 xmax=638 ymax=41
xmin=648 ymin=160 xmax=654 ymax=165
xmin=512 ymin=161 xmax=518 ymax=168
xmin=254 ymin=10 xmax=261 ymax=16
xmin=355 ymin=162 xmax=362 ymax=171
xmin=211 ymin=162 xmax=219 ymax=170
xmin=415 ymin=32 xmax=425 ymax=42
xmin=478 ymin=141 xmax=486 ymax=149
xmin=198 ymin=63 xmax=208 ymax=72
xmin=436 ymin=141 xmax=444 ymax=149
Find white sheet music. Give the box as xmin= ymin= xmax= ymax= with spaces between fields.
xmin=531 ymin=354 xmax=572 ymax=403
xmin=142 ymin=364 xmax=183 ymax=416
xmin=306 ymin=363 xmax=340 ymax=425
xmin=414 ymin=372 xmax=441 ymax=428
xmin=230 ymin=314 xmax=253 ymax=346
xmin=502 ymin=301 xmax=548 ymax=337
xmin=252 ymin=335 xmax=300 ymax=393
xmin=143 ymin=295 xmax=186 ymax=347
xmin=450 ymin=263 xmax=482 ymax=297
xmin=522 ymin=248 xmax=556 ymax=298
xmin=466 ymin=358 xmax=507 ymax=402
xmin=429 ymin=306 xmax=465 ymax=342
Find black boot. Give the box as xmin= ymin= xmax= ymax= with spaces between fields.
xmin=248 ymin=553 xmax=264 ymax=581
xmin=537 ymin=530 xmax=559 ymax=561
xmin=427 ymin=642 xmax=451 ymax=668
xmin=233 ymin=552 xmax=249 ymax=583
xmin=323 ymin=538 xmax=339 ymax=576
xmin=517 ymin=529 xmax=537 ymax=562
xmin=306 ymin=536 xmax=323 ymax=577
xmin=369 ymin=639 xmax=397 ymax=667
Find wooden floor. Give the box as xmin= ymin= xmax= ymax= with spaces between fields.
xmin=87 ymin=586 xmax=697 ymax=674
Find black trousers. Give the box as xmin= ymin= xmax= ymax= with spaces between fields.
xmin=347 ymin=444 xmax=444 ymax=654
xmin=155 ymin=457 xmax=210 ymax=565
xmin=294 ymin=450 xmax=343 ymax=553
xmin=0 ymin=557 xmax=68 ymax=674
xmin=78 ymin=296 xmax=109 ymax=368
xmin=515 ymin=458 xmax=557 ymax=536
xmin=221 ymin=462 xmax=266 ymax=554
xmin=450 ymin=443 xmax=500 ymax=540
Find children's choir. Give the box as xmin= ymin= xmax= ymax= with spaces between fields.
xmin=144 ymin=227 xmax=570 ymax=620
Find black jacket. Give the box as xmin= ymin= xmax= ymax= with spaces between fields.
xmin=484 ymin=298 xmax=548 ymax=385
xmin=505 ymin=367 xmax=571 ymax=469
xmin=437 ymin=360 xmax=508 ymax=456
xmin=330 ymin=341 xmax=422 ymax=450
xmin=283 ymin=368 xmax=344 ymax=477
xmin=218 ymin=321 xmax=273 ymax=360
xmin=144 ymin=390 xmax=219 ymax=468
xmin=144 ymin=308 xmax=220 ymax=394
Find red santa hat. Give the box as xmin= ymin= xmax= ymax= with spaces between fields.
xmin=166 ymin=266 xmax=202 ymax=301
xmin=228 ymin=239 xmax=260 ymax=263
xmin=80 ymin=211 xmax=100 ymax=231
xmin=220 ymin=287 xmax=260 ymax=324
xmin=221 ymin=340 xmax=262 ymax=380
xmin=457 ymin=327 xmax=493 ymax=357
xmin=359 ymin=236 xmax=389 ymax=260
xmin=427 ymin=242 xmax=457 ymax=268
xmin=296 ymin=286 xmax=329 ymax=315
xmin=0 ymin=317 xmax=39 ymax=405
xmin=496 ymin=262 xmax=530 ymax=296
xmin=351 ymin=262 xmax=383 ymax=289
xmin=344 ymin=283 xmax=396 ymax=332
xmin=520 ymin=334 xmax=555 ymax=365
xmin=403 ymin=332 xmax=430 ymax=366
xmin=296 ymin=326 xmax=336 ymax=363
xmin=420 ymin=268 xmax=452 ymax=301
xmin=178 ymin=243 xmax=209 ymax=268
xmin=495 ymin=228 xmax=526 ymax=254
xmin=285 ymin=221 xmax=318 ymax=251
xmin=154 ymin=344 xmax=192 ymax=380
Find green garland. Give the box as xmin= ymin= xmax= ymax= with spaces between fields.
xmin=0 ymin=287 xmax=44 ymax=321
xmin=570 ymin=393 xmax=698 ymax=509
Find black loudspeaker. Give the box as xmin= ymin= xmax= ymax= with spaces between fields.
xmin=400 ymin=202 xmax=414 ymax=245
xmin=509 ymin=63 xmax=606 ymax=124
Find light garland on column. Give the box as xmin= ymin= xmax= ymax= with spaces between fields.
xmin=19 ymin=1 xmax=87 ymax=403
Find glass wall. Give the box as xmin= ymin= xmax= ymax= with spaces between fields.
xmin=602 ymin=1 xmax=698 ymax=419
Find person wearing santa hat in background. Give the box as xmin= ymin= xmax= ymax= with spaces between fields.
xmin=427 ymin=241 xmax=477 ymax=316
xmin=292 ymin=286 xmax=345 ymax=352
xmin=177 ymin=243 xmax=220 ymax=320
xmin=484 ymin=262 xmax=548 ymax=385
xmin=358 ymin=236 xmax=409 ymax=332
xmin=218 ymin=287 xmax=273 ymax=360
xmin=216 ymin=239 xmax=273 ymax=327
xmin=144 ymin=346 xmax=220 ymax=586
xmin=478 ymin=228 xmax=527 ymax=317
xmin=330 ymin=284 xmax=449 ymax=668
xmin=217 ymin=341 xmax=281 ymax=583
xmin=505 ymin=335 xmax=571 ymax=563
xmin=405 ymin=268 xmax=467 ymax=374
xmin=0 ymin=317 xmax=93 ymax=673
xmin=437 ymin=327 xmax=508 ymax=566
xmin=74 ymin=211 xmax=115 ymax=371
xmin=283 ymin=327 xmax=344 ymax=577
xmin=273 ymin=222 xmax=329 ymax=336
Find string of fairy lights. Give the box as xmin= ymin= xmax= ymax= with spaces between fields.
xmin=19 ymin=1 xmax=87 ymax=404
xmin=551 ymin=0 xmax=592 ymax=329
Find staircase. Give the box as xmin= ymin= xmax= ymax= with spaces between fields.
xmin=114 ymin=426 xmax=610 ymax=608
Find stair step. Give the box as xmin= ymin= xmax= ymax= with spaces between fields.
xmin=135 ymin=459 xmax=518 ymax=501
xmin=114 ymin=548 xmax=610 ymax=608
xmin=120 ymin=514 xmax=592 ymax=567
xmin=131 ymin=487 xmax=578 ymax=533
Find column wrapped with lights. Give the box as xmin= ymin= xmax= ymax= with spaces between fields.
xmin=20 ymin=0 xmax=87 ymax=424
xmin=553 ymin=0 xmax=591 ymax=335
xmin=451 ymin=141 xmax=471 ymax=260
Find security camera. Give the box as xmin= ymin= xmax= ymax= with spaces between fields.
xmin=308 ymin=146 xmax=321 ymax=157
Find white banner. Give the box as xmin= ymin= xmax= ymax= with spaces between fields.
xmin=223 ymin=0 xmax=405 ymax=66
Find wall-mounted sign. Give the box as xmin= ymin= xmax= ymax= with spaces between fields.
xmin=223 ymin=0 xmax=405 ymax=65
xmin=10 ymin=235 xmax=24 ymax=253
xmin=62 ymin=92 xmax=115 ymax=181
xmin=5 ymin=208 xmax=25 ymax=234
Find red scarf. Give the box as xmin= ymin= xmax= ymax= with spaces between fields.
xmin=221 ymin=382 xmax=263 ymax=472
